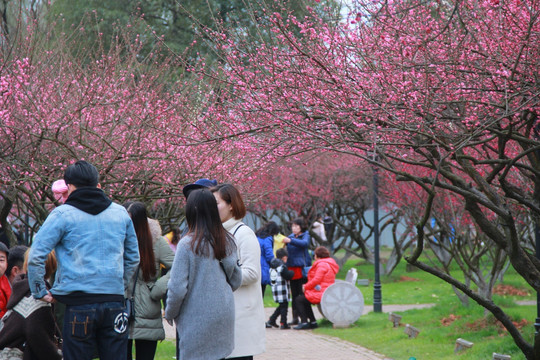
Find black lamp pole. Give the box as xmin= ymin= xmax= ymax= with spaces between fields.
xmin=534 ymin=220 xmax=540 ymax=338
xmin=373 ymin=158 xmax=382 ymax=313
xmin=533 ymin=125 xmax=540 ymax=357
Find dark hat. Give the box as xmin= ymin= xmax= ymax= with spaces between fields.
xmin=0 ymin=242 xmax=9 ymax=256
xmin=182 ymin=178 xmax=218 ymax=199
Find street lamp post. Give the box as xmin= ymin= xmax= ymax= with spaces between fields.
xmin=534 ymin=222 xmax=540 ymax=340
xmin=373 ymin=159 xmax=382 ymax=313
xmin=533 ymin=124 xmax=540 ymax=358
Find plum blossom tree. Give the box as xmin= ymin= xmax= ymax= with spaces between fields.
xmin=247 ymin=152 xmax=398 ymax=266
xmin=0 ymin=15 xmax=266 ymax=244
xmin=384 ymin=178 xmax=521 ymax=306
xmin=194 ymin=0 xmax=540 ymax=357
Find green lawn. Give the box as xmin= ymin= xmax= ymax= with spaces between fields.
xmin=319 ymin=256 xmax=536 ymax=359
xmin=155 ymin=253 xmax=536 ymax=359
xmin=155 ymin=340 xmax=175 ymax=360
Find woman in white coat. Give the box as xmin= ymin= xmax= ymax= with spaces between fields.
xmin=212 ymin=184 xmax=266 ymax=360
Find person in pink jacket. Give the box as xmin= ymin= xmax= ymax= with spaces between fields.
xmin=294 ymin=246 xmax=339 ymax=330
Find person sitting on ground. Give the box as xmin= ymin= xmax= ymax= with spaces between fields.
xmin=7 ymin=245 xmax=28 ymax=284
xmin=266 ymin=248 xmax=295 ymax=330
xmin=294 ymin=246 xmax=339 ymax=330
xmin=0 ymin=250 xmax=62 ymax=360
xmin=0 ymin=243 xmax=11 ymax=318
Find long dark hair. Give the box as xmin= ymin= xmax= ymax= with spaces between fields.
xmin=255 ymin=221 xmax=281 ymax=238
xmin=185 ymin=188 xmax=235 ymax=260
xmin=124 ymin=201 xmax=156 ymax=282
xmin=210 ymin=183 xmax=246 ymax=219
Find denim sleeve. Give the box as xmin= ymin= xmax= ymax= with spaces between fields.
xmin=123 ymin=219 xmax=140 ymax=290
xmin=27 ymin=209 xmax=64 ymax=299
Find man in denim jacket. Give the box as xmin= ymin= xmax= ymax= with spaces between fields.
xmin=28 ymin=160 xmax=140 ymax=360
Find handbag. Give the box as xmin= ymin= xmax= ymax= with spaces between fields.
xmin=126 ymin=267 xmax=140 ymax=322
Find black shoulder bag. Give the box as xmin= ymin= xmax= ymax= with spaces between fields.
xmin=220 ymin=224 xmax=244 ymax=287
xmin=126 ymin=267 xmax=140 ymax=322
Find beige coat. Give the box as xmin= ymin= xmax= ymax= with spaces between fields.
xmin=223 ymin=218 xmax=266 ymax=358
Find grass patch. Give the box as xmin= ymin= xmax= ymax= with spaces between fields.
xmin=317 ymin=256 xmax=536 ymax=359
xmin=155 ymin=340 xmax=175 ymax=360
xmin=316 ymin=297 xmax=534 ymax=359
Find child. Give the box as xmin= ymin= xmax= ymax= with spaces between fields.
xmin=266 ymin=248 xmax=294 ymax=329
xmin=0 ymin=242 xmax=11 ymax=318
xmin=0 ymin=250 xmax=62 ymax=359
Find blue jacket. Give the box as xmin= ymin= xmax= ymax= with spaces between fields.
xmin=258 ymin=235 xmax=274 ymax=285
xmin=28 ymin=202 xmax=140 ymax=299
xmin=285 ymin=231 xmax=310 ymax=268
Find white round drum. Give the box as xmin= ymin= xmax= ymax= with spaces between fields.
xmin=320 ymin=281 xmax=364 ymax=327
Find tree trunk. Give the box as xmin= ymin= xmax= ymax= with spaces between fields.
xmin=408 ymin=258 xmax=535 ymax=359
xmin=0 ymin=191 xmax=17 ymax=246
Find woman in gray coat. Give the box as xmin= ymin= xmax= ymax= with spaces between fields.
xmin=165 ymin=188 xmax=242 ymax=360
xmin=124 ymin=202 xmax=175 ymax=360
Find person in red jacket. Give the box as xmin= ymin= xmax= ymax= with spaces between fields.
xmin=0 ymin=242 xmax=11 ymax=319
xmin=293 ymin=246 xmax=339 ymax=330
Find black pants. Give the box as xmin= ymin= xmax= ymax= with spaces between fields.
xmin=127 ymin=339 xmax=157 ymax=360
xmin=289 ymin=278 xmax=304 ymax=320
xmin=295 ymin=294 xmax=316 ymax=324
xmin=176 ymin=332 xmax=180 ymax=360
xmin=261 ymin=284 xmax=267 ymax=298
xmin=269 ymin=301 xmax=289 ymax=324
xmin=228 ymin=357 xmax=253 ymax=360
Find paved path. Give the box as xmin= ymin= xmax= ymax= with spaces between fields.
xmin=164 ymin=303 xmax=434 ymax=360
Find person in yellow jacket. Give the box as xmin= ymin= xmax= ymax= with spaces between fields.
xmin=265 ymin=222 xmax=286 ymax=257
xmin=164 ymin=228 xmax=180 ymax=253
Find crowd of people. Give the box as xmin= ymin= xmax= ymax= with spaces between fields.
xmin=0 ymin=159 xmax=339 ymax=360
xmin=257 ymin=219 xmax=339 ymax=331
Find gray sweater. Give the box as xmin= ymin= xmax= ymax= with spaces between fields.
xmin=165 ymin=236 xmax=242 ymax=360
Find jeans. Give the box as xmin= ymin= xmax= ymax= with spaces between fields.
xmin=62 ymin=301 xmax=128 ymax=360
